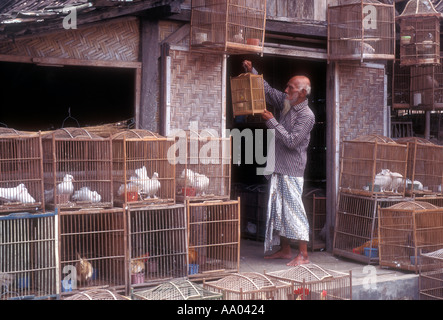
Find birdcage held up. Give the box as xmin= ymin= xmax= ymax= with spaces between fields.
xmin=190 ymin=0 xmax=267 ymax=55
xmin=230 ymin=73 xmax=266 ymax=117
xmin=327 ymin=0 xmax=395 ymax=62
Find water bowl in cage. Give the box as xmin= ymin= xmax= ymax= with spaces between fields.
xmin=17 ymin=277 xmax=29 ymax=289
xmin=61 ymin=279 xmax=73 ymax=292
xmin=189 ymin=264 xmax=199 ymax=275
xmin=364 ymin=247 xmax=378 ymax=258
xmin=126 ymin=191 xmax=138 ymax=202
xmin=182 ymin=187 xmax=196 ymax=197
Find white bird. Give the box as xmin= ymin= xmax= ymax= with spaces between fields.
xmin=405 ymin=178 xmax=424 ymax=191
xmin=194 ymin=172 xmax=209 ymax=196
xmin=57 ymin=174 xmax=75 ymax=195
xmin=233 ymin=29 xmax=243 ymax=43
xmin=145 ymin=172 xmax=161 ymax=198
xmin=0 ymin=184 xmax=36 ymax=203
xmin=389 ymin=172 xmax=404 ymax=193
xmin=117 ymin=181 xmax=141 ymax=197
xmin=373 ymin=169 xmax=392 ymax=192
xmin=72 ymin=186 xmax=102 ymax=203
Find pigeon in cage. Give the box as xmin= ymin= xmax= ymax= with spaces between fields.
xmin=72 ymin=186 xmax=102 ymax=203
xmin=144 ymin=172 xmax=161 ymax=199
xmin=373 ymin=169 xmax=392 ymax=192
xmin=0 ymin=183 xmax=36 ymax=203
xmin=45 ymin=173 xmax=75 ymax=202
xmin=180 ymin=169 xmax=209 ymax=196
xmin=128 ymin=167 xmax=161 ymax=199
xmin=233 ymin=29 xmax=244 ymax=43
xmin=389 ymin=172 xmax=404 ymax=193
xmin=76 ymin=253 xmax=94 ymax=285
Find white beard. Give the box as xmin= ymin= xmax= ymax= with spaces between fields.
xmin=282 ymin=99 xmax=291 ymax=116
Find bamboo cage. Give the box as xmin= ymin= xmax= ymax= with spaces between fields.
xmin=409 ymin=62 xmax=443 ymax=110
xmin=0 ymin=128 xmax=44 ymax=213
xmin=127 ymin=204 xmax=187 ymax=293
xmin=303 ymin=190 xmax=327 ymax=252
xmin=63 ymin=288 xmax=128 ymax=300
xmin=0 ymin=212 xmax=57 ymax=300
xmin=41 ymin=128 xmax=113 ymax=211
xmin=190 ymin=0 xmax=266 ymax=55
xmin=419 ymin=248 xmax=443 ymax=300
xmin=327 ymin=0 xmax=395 ymax=62
xmin=378 ymin=201 xmax=443 ymax=273
xmin=203 ymin=272 xmax=293 ymax=300
xmin=133 ymin=279 xmax=223 ymax=300
xmin=333 ymin=192 xmax=411 ymax=264
xmin=265 ymin=264 xmax=352 ymax=300
xmin=392 ymin=59 xmax=411 ymax=110
xmin=187 ymin=198 xmax=240 ymax=280
xmin=396 ymin=137 xmax=443 ymax=196
xmin=174 ymin=130 xmax=231 ymax=202
xmin=58 ymin=208 xmax=126 ymax=295
xmin=397 ymin=0 xmax=442 ymax=67
xmin=339 ymin=134 xmax=408 ymax=197
xmin=111 ymin=129 xmax=176 ymax=207
xmin=230 ymin=73 xmax=266 ymax=117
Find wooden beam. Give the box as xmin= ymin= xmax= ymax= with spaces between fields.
xmin=31 ymin=57 xmax=141 ymax=68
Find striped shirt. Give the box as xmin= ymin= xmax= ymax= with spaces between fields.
xmin=253 ymin=68 xmax=315 ymax=177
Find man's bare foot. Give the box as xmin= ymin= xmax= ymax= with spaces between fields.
xmin=287 ymin=254 xmax=310 ymax=266
xmin=264 ymin=249 xmax=292 ymax=260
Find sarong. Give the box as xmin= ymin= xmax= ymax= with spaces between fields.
xmin=264 ymin=173 xmax=310 ymax=253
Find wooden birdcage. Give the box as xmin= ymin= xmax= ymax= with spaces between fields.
xmin=0 ymin=129 xmax=44 ymax=213
xmin=265 ymin=264 xmax=352 ymax=300
xmin=303 ymin=190 xmax=327 ymax=252
xmin=58 ymin=208 xmax=126 ymax=294
xmin=333 ymin=192 xmax=411 ymax=264
xmin=187 ymin=198 xmax=240 ymax=280
xmin=111 ymin=129 xmax=175 ymax=207
xmin=0 ymin=212 xmax=57 ymax=300
xmin=409 ymin=62 xmax=443 ymax=110
xmin=203 ymin=272 xmax=293 ymax=300
xmin=41 ymin=128 xmax=113 ymax=211
xmin=127 ymin=204 xmax=187 ymax=292
xmin=419 ymin=248 xmax=443 ymax=300
xmin=378 ymin=201 xmax=443 ymax=273
xmin=339 ymin=134 xmax=408 ymax=197
xmin=396 ymin=137 xmax=443 ymax=196
xmin=133 ymin=279 xmax=223 ymax=300
xmin=63 ymin=288 xmax=128 ymax=300
xmin=190 ymin=0 xmax=266 ymax=55
xmin=230 ymin=73 xmax=266 ymax=117
xmin=392 ymin=59 xmax=411 ymax=110
xmin=174 ymin=130 xmax=231 ymax=202
xmin=327 ymin=0 xmax=395 ymax=62
xmin=397 ymin=0 xmax=442 ymax=67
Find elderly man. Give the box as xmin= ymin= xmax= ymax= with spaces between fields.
xmin=242 ymin=60 xmax=315 ymax=266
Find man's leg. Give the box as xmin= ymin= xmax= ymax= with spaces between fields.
xmin=264 ymin=236 xmax=292 ymax=259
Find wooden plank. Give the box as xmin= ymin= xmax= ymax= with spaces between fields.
xmin=263 ymin=45 xmax=327 ymax=60
xmin=31 ymin=57 xmax=141 ymax=68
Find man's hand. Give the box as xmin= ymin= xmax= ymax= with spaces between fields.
xmin=261 ymin=109 xmax=274 ymax=121
xmin=242 ymin=60 xmax=253 ymax=73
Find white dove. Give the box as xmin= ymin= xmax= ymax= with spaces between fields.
xmin=57 ymin=174 xmax=75 ymax=195
xmin=145 ymin=172 xmax=161 ymax=198
xmin=0 ymin=184 xmax=36 ymax=203
xmin=373 ymin=169 xmax=392 ymax=192
xmin=233 ymin=29 xmax=243 ymax=43
xmin=117 ymin=181 xmax=141 ymax=197
xmin=193 ymin=172 xmax=209 ymax=196
xmin=389 ymin=172 xmax=404 ymax=193
xmin=72 ymin=186 xmax=102 ymax=203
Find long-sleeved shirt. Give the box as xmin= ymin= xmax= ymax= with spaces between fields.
xmin=253 ymin=68 xmax=315 ymax=177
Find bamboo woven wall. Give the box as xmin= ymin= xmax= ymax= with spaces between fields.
xmin=0 ymin=18 xmax=140 ymax=62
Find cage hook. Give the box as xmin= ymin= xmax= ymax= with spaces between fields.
xmin=61 ymin=107 xmax=80 ymax=128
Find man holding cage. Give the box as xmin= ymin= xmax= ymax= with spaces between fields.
xmin=242 ymin=60 xmax=315 ymax=266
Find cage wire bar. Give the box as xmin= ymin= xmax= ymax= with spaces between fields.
xmin=419 ymin=248 xmax=443 ymax=300
xmin=265 ymin=264 xmax=352 ymax=300
xmin=339 ymin=135 xmax=408 ymax=197
xmin=174 ymin=131 xmax=231 ymax=202
xmin=190 ymin=0 xmax=267 ymax=55
xmin=396 ymin=137 xmax=443 ymax=197
xmin=0 ymin=211 xmax=58 ymax=300
xmin=187 ymin=198 xmax=240 ymax=280
xmin=127 ymin=204 xmax=188 ymax=293
xmin=0 ymin=128 xmax=44 ymax=213
xmin=41 ymin=128 xmax=113 ymax=211
xmin=203 ymin=272 xmax=293 ymax=300
xmin=378 ymin=201 xmax=443 ymax=273
xmin=333 ymin=192 xmax=411 ymax=264
xmin=327 ymin=0 xmax=395 ymax=62
xmin=111 ymin=129 xmax=176 ymax=207
xmin=58 ymin=208 xmax=126 ymax=295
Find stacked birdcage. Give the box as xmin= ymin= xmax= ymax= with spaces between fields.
xmin=339 ymin=134 xmax=408 ymax=197
xmin=111 ymin=129 xmax=176 ymax=207
xmin=58 ymin=208 xmax=127 ymax=294
xmin=392 ymin=59 xmax=411 ymax=110
xmin=378 ymin=201 xmax=443 ymax=273
xmin=327 ymin=0 xmax=395 ymax=62
xmin=190 ymin=0 xmax=267 ymax=55
xmin=174 ymin=130 xmax=231 ymax=202
xmin=63 ymin=288 xmax=128 ymax=300
xmin=187 ymin=198 xmax=240 ymax=280
xmin=303 ymin=190 xmax=327 ymax=252
xmin=397 ymin=0 xmax=442 ymax=67
xmin=133 ymin=279 xmax=222 ymax=300
xmin=419 ymin=248 xmax=443 ymax=300
xmin=126 ymin=204 xmax=188 ymax=292
xmin=230 ymin=73 xmax=266 ymax=117
xmin=41 ymin=128 xmax=113 ymax=211
xmin=0 ymin=212 xmax=58 ymax=300
xmin=265 ymin=264 xmax=352 ymax=300
xmin=203 ymin=272 xmax=293 ymax=300
xmin=0 ymin=128 xmax=44 ymax=213
xmin=333 ymin=192 xmax=410 ymax=264
xmin=396 ymin=137 xmax=443 ymax=197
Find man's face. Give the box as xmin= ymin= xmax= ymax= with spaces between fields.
xmin=284 ymin=78 xmax=304 ymax=106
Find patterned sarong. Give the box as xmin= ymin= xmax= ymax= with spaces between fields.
xmin=264 ymin=173 xmax=310 ymax=253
